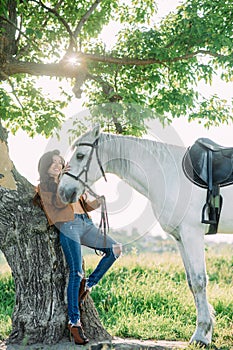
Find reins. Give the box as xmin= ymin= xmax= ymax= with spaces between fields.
xmin=64 ymin=138 xmax=109 ymax=244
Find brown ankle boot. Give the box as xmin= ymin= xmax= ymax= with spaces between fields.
xmin=68 ymin=323 xmax=89 ymax=345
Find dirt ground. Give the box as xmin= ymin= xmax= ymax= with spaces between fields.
xmin=1 ymin=338 xmax=188 ymax=350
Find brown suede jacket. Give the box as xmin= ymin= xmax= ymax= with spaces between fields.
xmin=35 ymin=184 xmax=100 ymax=226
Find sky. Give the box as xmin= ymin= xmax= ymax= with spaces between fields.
xmin=7 ymin=0 xmax=233 ymax=243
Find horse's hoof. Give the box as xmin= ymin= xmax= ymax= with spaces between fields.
xmin=190 ymin=340 xmax=208 ymax=348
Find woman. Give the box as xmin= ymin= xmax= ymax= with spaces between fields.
xmin=35 ymin=150 xmax=122 ymax=345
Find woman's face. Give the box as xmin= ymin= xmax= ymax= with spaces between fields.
xmin=47 ymin=155 xmax=63 ymax=179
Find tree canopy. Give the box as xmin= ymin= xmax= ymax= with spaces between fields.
xmin=0 ymin=0 xmax=233 ymax=137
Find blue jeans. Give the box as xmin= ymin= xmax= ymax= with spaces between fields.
xmin=59 ymin=213 xmax=121 ymax=324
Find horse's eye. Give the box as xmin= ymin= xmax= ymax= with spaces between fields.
xmin=76 ymin=153 xmax=84 ymax=160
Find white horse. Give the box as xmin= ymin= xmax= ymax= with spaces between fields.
xmin=58 ymin=124 xmax=232 ymax=346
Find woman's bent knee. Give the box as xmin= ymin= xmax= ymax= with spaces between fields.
xmin=112 ymin=243 xmax=122 ymax=259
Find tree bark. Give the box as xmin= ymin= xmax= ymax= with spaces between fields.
xmin=0 ymin=120 xmax=112 ymax=345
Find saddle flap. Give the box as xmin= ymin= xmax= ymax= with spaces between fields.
xmin=182 ymin=148 xmax=207 ymax=188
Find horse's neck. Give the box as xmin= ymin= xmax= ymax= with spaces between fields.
xmin=100 ymin=133 xmax=169 ymax=199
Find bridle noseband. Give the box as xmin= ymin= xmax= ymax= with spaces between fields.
xmin=64 ymin=137 xmax=109 ymax=242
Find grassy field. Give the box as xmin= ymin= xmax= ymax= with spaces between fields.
xmin=0 ymin=247 xmax=232 ymax=349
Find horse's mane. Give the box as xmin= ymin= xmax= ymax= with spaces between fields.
xmin=99 ymin=132 xmax=184 ymax=157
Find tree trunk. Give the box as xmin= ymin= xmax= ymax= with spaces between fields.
xmin=0 ymin=119 xmax=112 ymax=345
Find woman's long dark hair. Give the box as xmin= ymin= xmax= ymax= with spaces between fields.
xmin=33 ymin=150 xmax=65 ymax=207
xmin=38 ymin=149 xmax=65 ymax=192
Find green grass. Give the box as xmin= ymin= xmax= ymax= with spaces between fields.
xmin=86 ymin=250 xmax=233 ymax=349
xmin=0 ymin=273 xmax=14 ymax=340
xmin=0 ymin=249 xmax=232 ymax=349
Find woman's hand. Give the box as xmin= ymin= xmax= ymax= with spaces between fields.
xmin=61 ymin=163 xmax=71 ymax=175
xmin=84 ymin=195 xmax=104 ymax=211
xmin=96 ymin=195 xmax=104 ymax=206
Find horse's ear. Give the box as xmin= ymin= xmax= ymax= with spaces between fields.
xmin=92 ymin=124 xmax=100 ymax=139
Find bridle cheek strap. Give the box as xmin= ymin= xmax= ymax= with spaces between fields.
xmin=64 ymin=138 xmax=109 ymax=246
xmin=66 ymin=138 xmax=107 ymax=183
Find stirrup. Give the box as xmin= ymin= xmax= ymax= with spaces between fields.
xmin=201 ymin=202 xmax=217 ymax=225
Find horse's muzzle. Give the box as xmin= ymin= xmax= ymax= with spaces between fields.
xmin=58 ymin=186 xmax=78 ymax=204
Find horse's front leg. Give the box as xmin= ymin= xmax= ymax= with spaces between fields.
xmin=176 ymin=227 xmax=214 ymax=346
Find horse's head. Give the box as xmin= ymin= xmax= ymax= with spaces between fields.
xmin=58 ymin=124 xmax=102 ymax=203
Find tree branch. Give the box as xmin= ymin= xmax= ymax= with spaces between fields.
xmin=73 ymin=0 xmax=102 ymax=38
xmin=0 ymin=16 xmax=31 ymax=42
xmin=2 ymin=48 xmax=231 ymax=80
xmin=2 ymin=60 xmax=80 ymax=78
xmin=31 ymin=0 xmax=76 ymax=50
xmin=88 ymin=73 xmax=114 ymax=95
xmin=88 ymin=72 xmax=123 ymax=103
xmin=41 ymin=0 xmax=65 ymax=32
xmin=0 ymin=15 xmax=43 ymax=56
xmin=7 ymin=77 xmax=25 ymax=110
xmin=77 ymin=49 xmax=231 ymax=65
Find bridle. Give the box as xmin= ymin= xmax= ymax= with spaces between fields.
xmin=64 ymin=137 xmax=109 ymax=241
xmin=65 ymin=138 xmax=107 ymax=186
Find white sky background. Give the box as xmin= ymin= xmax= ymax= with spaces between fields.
xmin=8 ymin=0 xmax=233 ymax=242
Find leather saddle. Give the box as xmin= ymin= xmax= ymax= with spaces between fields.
xmin=182 ymin=138 xmax=233 ymax=234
